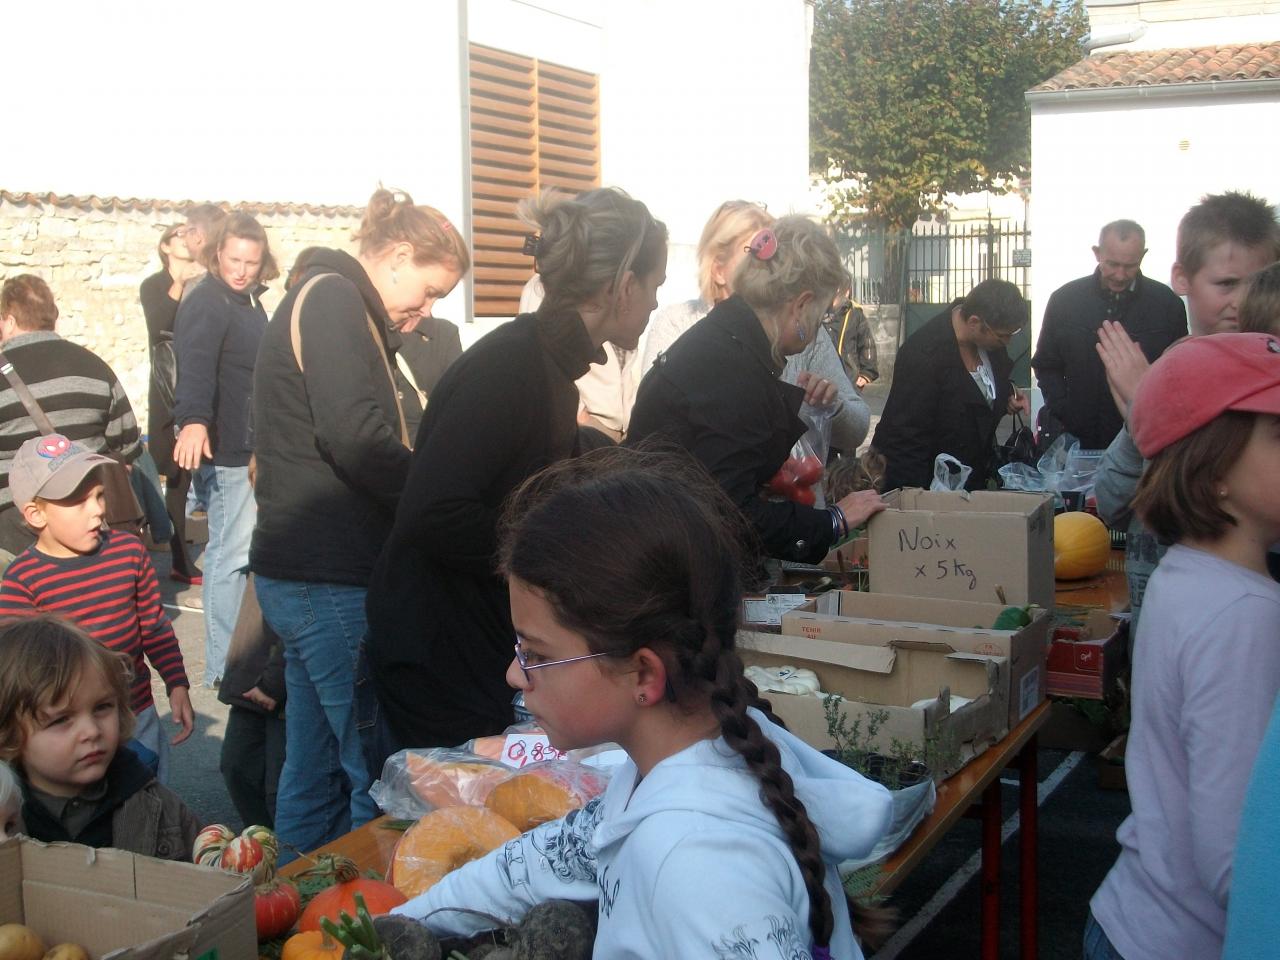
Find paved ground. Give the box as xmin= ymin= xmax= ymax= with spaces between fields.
xmin=147 ymin=383 xmax=1128 ymax=956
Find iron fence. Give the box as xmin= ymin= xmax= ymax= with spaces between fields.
xmin=837 ymin=219 xmax=1031 ymax=307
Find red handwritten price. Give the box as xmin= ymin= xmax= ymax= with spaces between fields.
xmin=501 ymin=734 xmax=567 ymax=769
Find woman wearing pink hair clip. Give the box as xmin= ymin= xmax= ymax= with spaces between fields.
xmin=629 ymin=216 xmax=885 ymax=566
xmin=1087 ymin=332 xmax=1280 ymax=960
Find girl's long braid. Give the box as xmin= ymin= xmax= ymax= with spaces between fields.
xmin=693 ymin=620 xmax=834 ymax=951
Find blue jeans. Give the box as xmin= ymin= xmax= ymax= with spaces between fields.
xmin=257 ymin=576 xmax=378 ymax=861
xmin=1083 ymin=912 xmax=1126 ymax=960
xmin=193 ymin=464 xmax=255 ymax=686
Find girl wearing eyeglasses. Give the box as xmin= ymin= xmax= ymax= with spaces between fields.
xmin=393 ymin=446 xmax=892 ymax=960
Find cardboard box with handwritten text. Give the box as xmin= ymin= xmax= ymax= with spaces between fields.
xmin=868 ymin=489 xmax=1055 ymax=608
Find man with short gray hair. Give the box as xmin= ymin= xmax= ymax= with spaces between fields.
xmin=1032 ymin=220 xmax=1187 ymax=449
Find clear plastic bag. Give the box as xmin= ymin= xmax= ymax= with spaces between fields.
xmin=370 ymin=747 xmax=514 ymax=819
xmin=370 ymin=722 xmax=622 ymax=819
xmin=764 ymin=404 xmax=836 ymax=508
xmin=930 ymin=453 xmax=972 ymax=491
xmin=997 ymin=432 xmax=1102 ymax=503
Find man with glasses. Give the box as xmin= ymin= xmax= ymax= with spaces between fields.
xmin=871 ymin=278 xmax=1029 ymax=492
xmin=1032 ymin=220 xmax=1187 ymax=449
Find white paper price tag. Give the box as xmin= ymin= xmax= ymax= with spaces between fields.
xmin=501 ymin=733 xmax=567 ymax=769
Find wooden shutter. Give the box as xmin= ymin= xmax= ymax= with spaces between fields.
xmin=469 ymin=43 xmax=601 ymax=318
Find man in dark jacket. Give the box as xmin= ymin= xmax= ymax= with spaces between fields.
xmin=872 ymin=279 xmax=1029 ymax=492
xmin=1031 ymin=220 xmax=1187 ymax=449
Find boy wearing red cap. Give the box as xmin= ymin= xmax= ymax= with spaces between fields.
xmin=1094 ymin=191 xmax=1280 ymax=630
xmin=1087 ymin=333 xmax=1280 ymax=960
xmin=0 ymin=435 xmax=193 ymax=781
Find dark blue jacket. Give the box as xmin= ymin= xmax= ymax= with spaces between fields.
xmin=173 ymin=273 xmax=267 ymax=467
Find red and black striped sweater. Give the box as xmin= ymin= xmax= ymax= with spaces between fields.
xmin=0 ymin=530 xmax=189 ymax=713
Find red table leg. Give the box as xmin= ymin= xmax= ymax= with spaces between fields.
xmin=1019 ymin=734 xmax=1040 ymax=960
xmin=980 ymin=777 xmax=1002 ymax=960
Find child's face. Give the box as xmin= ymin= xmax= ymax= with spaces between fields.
xmin=20 ymin=666 xmax=120 ymax=797
xmin=1174 ymin=242 xmax=1277 ymax=336
xmin=1221 ymin=414 xmax=1280 ymax=542
xmin=505 ymin=576 xmax=633 ymax=753
xmin=23 ymin=481 xmax=106 ymax=558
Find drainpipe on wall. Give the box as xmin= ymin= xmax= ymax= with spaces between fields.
xmin=458 ymin=0 xmax=475 ymax=325
xmin=1084 ymin=22 xmax=1147 ymax=52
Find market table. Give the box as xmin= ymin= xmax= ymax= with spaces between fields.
xmin=872 ymin=700 xmax=1050 ymax=960
xmin=281 ymin=566 xmax=1127 ymax=956
xmin=280 ymin=705 xmax=1051 ymax=960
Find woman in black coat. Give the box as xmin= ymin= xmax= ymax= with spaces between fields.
xmin=628 ymin=216 xmax=886 ymax=566
xmin=361 ymin=188 xmax=667 ymax=762
xmin=871 ymin=278 xmax=1030 ymax=492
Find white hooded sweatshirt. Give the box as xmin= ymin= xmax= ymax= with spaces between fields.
xmin=394 ymin=708 xmax=893 ymax=959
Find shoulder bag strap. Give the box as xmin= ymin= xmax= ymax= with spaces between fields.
xmin=289 ymin=275 xmax=410 ymax=449
xmin=0 ymin=348 xmax=58 ymax=435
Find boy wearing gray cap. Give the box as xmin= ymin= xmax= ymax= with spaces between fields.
xmin=0 ymin=434 xmax=192 ymax=781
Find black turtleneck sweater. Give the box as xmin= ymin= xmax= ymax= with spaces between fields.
xmin=365 ymin=308 xmax=600 ymax=748
xmin=250 ymin=250 xmax=412 ymax=586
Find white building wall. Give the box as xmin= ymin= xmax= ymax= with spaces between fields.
xmin=4 ymin=0 xmax=813 ymax=337
xmin=469 ymin=0 xmax=815 ymax=331
xmin=1028 ymin=87 xmax=1280 ymax=345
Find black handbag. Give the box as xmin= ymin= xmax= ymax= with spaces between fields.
xmin=996 ymin=412 xmax=1039 ymax=468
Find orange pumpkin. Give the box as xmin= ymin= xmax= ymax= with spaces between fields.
xmin=297 ymin=878 xmax=407 ymax=933
xmin=484 ymin=764 xmax=609 ymax=832
xmin=404 ymin=754 xmax=511 ymax=809
xmin=1054 ymin=511 xmax=1111 ymax=580
xmin=281 ymin=931 xmax=344 ymax=960
xmin=390 ymin=807 xmax=520 ymax=898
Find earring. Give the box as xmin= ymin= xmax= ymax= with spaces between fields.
xmin=796 ymin=319 xmax=807 ymax=343
xmin=637 ymin=693 xmax=647 ymax=704
xmin=1219 ymin=487 xmax=1229 ymax=499
xmin=391 ymin=269 xmax=398 ymax=285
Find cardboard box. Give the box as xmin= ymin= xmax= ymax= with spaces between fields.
xmin=0 ymin=837 xmax=255 ymax=960
xmin=1038 ymin=700 xmax=1115 ymax=753
xmin=1046 ymin=609 xmax=1126 ymax=700
xmin=786 ymin=590 xmax=1050 ymax=728
xmin=741 ymin=594 xmax=818 ymax=633
xmin=737 ymin=628 xmax=1008 ymax=779
xmin=868 ymin=489 xmax=1055 ymax=608
xmin=1097 ymin=734 xmax=1128 ymax=791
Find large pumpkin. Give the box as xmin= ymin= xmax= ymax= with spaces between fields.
xmin=1054 ymin=511 xmax=1111 ymax=580
xmin=484 ymin=764 xmax=609 ymax=832
xmin=298 ymin=878 xmax=407 ymax=933
xmin=390 ymin=807 xmax=520 ymax=898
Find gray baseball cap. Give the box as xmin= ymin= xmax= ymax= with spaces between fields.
xmin=9 ymin=434 xmax=113 ymax=509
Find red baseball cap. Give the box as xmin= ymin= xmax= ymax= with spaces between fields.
xmin=1130 ymin=332 xmax=1280 ymax=458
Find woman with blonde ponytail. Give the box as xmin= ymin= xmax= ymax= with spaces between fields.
xmin=251 ymin=187 xmax=468 ymax=859
xmin=393 ymin=445 xmax=893 ymax=959
xmin=362 ymin=187 xmax=668 ymax=765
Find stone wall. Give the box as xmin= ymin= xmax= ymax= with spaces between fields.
xmin=0 ymin=192 xmax=365 ymax=431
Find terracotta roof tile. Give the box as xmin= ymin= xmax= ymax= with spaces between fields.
xmin=0 ymin=190 xmax=364 ymax=218
xmin=1032 ymin=42 xmax=1280 ymax=93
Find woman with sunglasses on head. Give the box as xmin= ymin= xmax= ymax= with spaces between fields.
xmin=640 ymin=200 xmax=870 ymax=455
xmin=870 ymin=279 xmax=1030 ymax=493
xmin=628 ymin=216 xmax=885 ymax=567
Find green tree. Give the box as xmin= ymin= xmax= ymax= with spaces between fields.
xmin=811 ymin=0 xmax=1087 ymax=233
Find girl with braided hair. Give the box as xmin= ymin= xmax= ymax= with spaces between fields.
xmin=393 ymin=446 xmax=892 ymax=959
